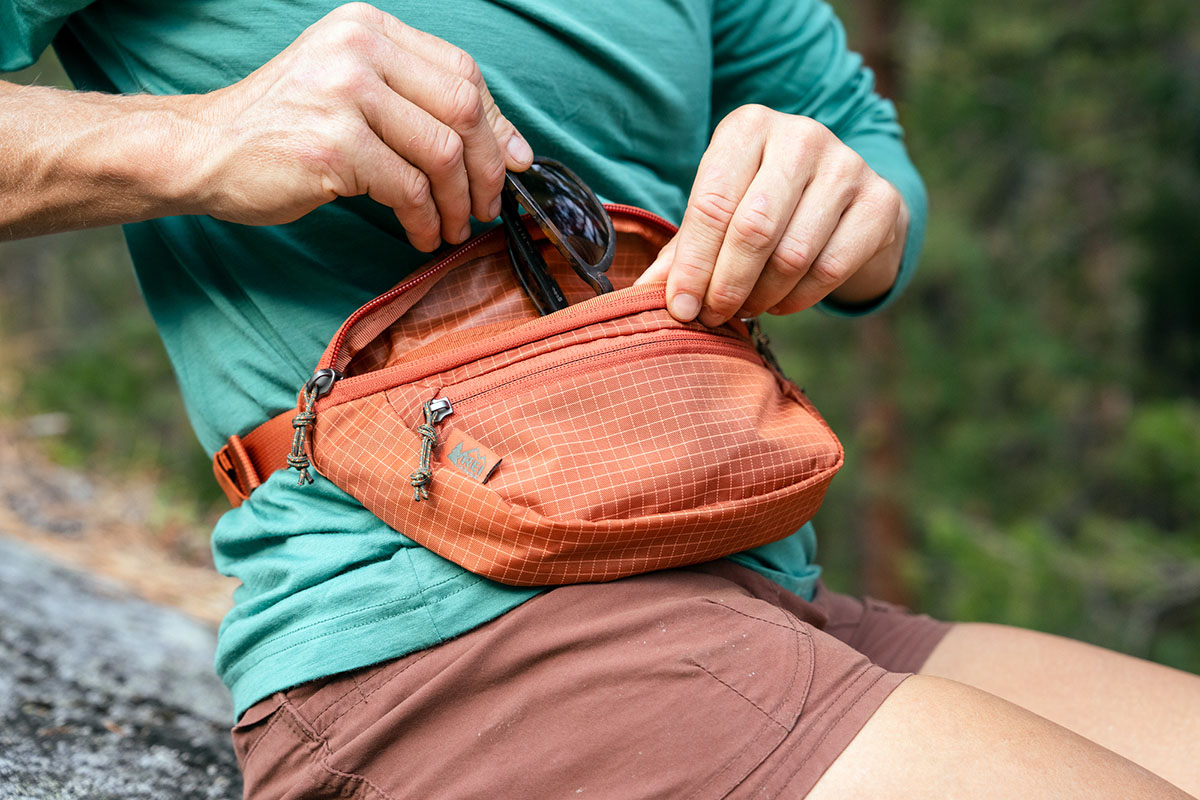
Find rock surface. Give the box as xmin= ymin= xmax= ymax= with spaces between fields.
xmin=0 ymin=537 xmax=241 ymax=800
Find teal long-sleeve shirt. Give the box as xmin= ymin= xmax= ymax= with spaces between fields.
xmin=2 ymin=0 xmax=926 ymax=718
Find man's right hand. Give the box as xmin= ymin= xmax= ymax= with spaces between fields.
xmin=189 ymin=2 xmax=532 ymax=250
xmin=0 ymin=2 xmax=531 ymax=246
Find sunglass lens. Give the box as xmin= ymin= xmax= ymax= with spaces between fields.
xmin=516 ymin=161 xmax=611 ymax=266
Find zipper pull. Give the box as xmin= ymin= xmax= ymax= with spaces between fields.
xmin=287 ymin=369 xmax=343 ymax=486
xmin=410 ymin=398 xmax=453 ymax=501
xmin=742 ymin=317 xmax=786 ymax=377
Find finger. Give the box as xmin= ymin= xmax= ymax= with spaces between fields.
xmin=698 ymin=151 xmax=807 ymax=326
xmin=634 ymin=234 xmax=678 ymax=286
xmin=352 ymin=134 xmax=443 ymax=252
xmin=345 ymin=38 xmax=497 ymax=233
xmin=736 ymin=171 xmax=855 ymax=317
xmin=666 ymin=130 xmax=765 ymax=322
xmin=769 ymin=195 xmax=895 ymax=315
xmin=352 ymin=6 xmax=533 ymax=199
xmin=357 ymin=77 xmax=471 ymax=244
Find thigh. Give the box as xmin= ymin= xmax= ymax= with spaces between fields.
xmin=920 ymin=622 xmax=1200 ymax=797
xmin=807 ymin=674 xmax=1194 ymax=800
xmin=233 ymin=566 xmax=910 ymax=800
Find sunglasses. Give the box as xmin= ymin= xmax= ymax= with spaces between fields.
xmin=500 ymin=157 xmax=616 ymax=315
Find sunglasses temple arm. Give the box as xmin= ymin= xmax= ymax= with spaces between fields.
xmin=506 ymin=238 xmax=553 ymax=315
xmin=503 ymin=194 xmax=568 ymax=314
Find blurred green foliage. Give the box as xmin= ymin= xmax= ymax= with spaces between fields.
xmin=1 ymin=1 xmax=1197 ymax=669
xmin=0 ymin=54 xmax=223 ymax=523
xmin=770 ymin=0 xmax=1200 ymax=671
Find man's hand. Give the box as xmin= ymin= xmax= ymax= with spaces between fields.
xmin=636 ymin=105 xmax=909 ymax=324
xmin=190 ymin=2 xmax=532 ymax=250
xmin=0 ymin=3 xmax=531 ymax=246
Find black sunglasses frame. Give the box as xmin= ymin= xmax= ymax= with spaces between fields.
xmin=499 ymin=157 xmax=616 ymax=315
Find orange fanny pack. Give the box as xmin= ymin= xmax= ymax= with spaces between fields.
xmin=213 ymin=206 xmax=844 ymax=586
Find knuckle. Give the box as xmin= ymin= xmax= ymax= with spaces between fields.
xmin=705 ymin=282 xmax=749 ymax=316
xmin=451 ymin=47 xmax=484 ymax=85
xmin=799 ymin=115 xmax=828 ymax=137
xmin=332 ymin=2 xmax=374 ymax=20
xmin=808 ymin=252 xmax=849 ymax=287
xmin=427 ymin=126 xmax=465 ymax=174
xmin=687 ymin=189 xmax=739 ymax=232
xmin=445 ymin=78 xmax=485 ymax=129
xmin=831 ymin=153 xmax=867 ymax=185
xmin=323 ymin=61 xmax=373 ymax=96
xmin=729 ymin=204 xmax=779 ymax=252
xmin=732 ymin=103 xmax=772 ymax=127
xmin=863 ymin=179 xmax=901 ymax=216
xmin=400 ymin=171 xmax=433 ymax=210
xmin=323 ymin=18 xmax=373 ymax=51
xmin=768 ymin=236 xmax=813 ymax=279
xmin=715 ymin=104 xmax=772 ymax=138
xmin=476 ymin=156 xmax=507 ymax=192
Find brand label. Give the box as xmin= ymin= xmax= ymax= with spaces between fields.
xmin=438 ymin=428 xmax=502 ymax=484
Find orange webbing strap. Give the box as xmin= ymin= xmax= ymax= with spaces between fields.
xmin=212 ymin=410 xmax=295 ymax=507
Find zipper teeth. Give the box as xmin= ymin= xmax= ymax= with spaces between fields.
xmin=449 ymin=334 xmax=752 ymax=408
xmin=326 ymin=227 xmax=506 ymax=363
xmin=325 ymin=205 xmax=676 ymax=368
xmin=326 ymin=286 xmax=668 ymax=403
xmin=605 ymin=204 xmax=679 ymax=234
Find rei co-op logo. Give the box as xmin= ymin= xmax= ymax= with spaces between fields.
xmin=440 ymin=429 xmax=503 ymax=484
xmin=448 ymin=440 xmax=488 ymax=480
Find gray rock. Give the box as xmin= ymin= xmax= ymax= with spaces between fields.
xmin=0 ymin=537 xmax=241 ymax=800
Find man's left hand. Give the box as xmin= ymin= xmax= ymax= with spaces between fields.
xmin=636 ymin=104 xmax=909 ymax=325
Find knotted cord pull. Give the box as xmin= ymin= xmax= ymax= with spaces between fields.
xmin=410 ymin=398 xmax=453 ymax=502
xmin=288 ymin=387 xmax=318 ymax=486
xmin=410 ymin=403 xmax=439 ymax=501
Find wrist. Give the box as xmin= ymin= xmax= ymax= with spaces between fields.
xmin=91 ymin=93 xmax=214 ymax=219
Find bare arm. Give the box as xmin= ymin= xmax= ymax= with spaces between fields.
xmin=0 ymin=2 xmax=533 ymax=246
xmin=0 ymin=82 xmax=202 ymax=238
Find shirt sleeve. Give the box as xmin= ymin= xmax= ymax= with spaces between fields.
xmin=711 ymin=0 xmax=927 ymax=315
xmin=0 ymin=0 xmax=93 ymax=71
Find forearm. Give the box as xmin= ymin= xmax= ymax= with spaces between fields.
xmin=0 ymin=81 xmax=203 ymax=240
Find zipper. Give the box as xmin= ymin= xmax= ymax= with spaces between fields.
xmin=604 ymin=204 xmax=679 ymax=234
xmin=325 ymin=228 xmax=506 ymax=372
xmin=446 ymin=331 xmax=753 ymax=410
xmin=408 ymin=332 xmax=754 ymax=501
xmin=323 ymin=283 xmax=718 ymax=408
xmin=323 ymin=206 xmax=678 ymax=374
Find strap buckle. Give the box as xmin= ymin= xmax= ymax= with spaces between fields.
xmin=212 ymin=434 xmax=261 ymax=508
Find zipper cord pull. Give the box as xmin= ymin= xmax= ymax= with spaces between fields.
xmin=410 ymin=398 xmax=452 ymax=502
xmin=288 ymin=369 xmax=342 ymax=487
xmin=288 ymin=387 xmax=318 ymax=486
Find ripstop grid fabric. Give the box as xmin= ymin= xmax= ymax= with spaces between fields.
xmin=307 ymin=211 xmax=843 ymax=586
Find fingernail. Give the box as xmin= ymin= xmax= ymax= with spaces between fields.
xmin=699 ymin=308 xmax=725 ymax=327
xmin=669 ymin=293 xmax=701 ymax=321
xmin=458 ymin=222 xmax=472 ymax=242
xmin=507 ymin=135 xmax=533 ymax=165
xmin=488 ymin=196 xmax=502 ymax=220
xmin=767 ymin=305 xmax=782 ymax=315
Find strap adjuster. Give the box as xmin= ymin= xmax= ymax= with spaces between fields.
xmin=212 ymin=434 xmax=261 ymax=508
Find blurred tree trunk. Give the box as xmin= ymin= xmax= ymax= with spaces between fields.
xmin=853 ymin=0 xmax=910 ymax=604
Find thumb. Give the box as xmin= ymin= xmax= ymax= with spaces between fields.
xmin=634 ymin=234 xmax=678 ymax=287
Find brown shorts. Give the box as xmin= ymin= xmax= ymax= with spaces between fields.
xmin=232 ymin=561 xmax=951 ymax=799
